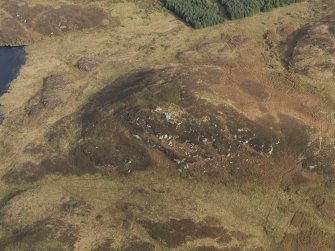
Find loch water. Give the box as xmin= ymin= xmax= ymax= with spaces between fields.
xmin=0 ymin=46 xmax=26 ymax=95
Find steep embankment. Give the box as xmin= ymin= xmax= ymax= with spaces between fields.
xmin=287 ymin=13 xmax=335 ymax=82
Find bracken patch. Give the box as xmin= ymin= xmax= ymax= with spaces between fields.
xmin=6 ymin=65 xmax=335 ymax=186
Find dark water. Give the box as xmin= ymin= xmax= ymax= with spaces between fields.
xmin=0 ymin=46 xmax=26 ymax=95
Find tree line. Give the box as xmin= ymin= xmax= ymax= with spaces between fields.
xmin=219 ymin=0 xmax=304 ymax=20
xmin=164 ymin=0 xmax=224 ymax=28
xmin=164 ymin=0 xmax=304 ymax=28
